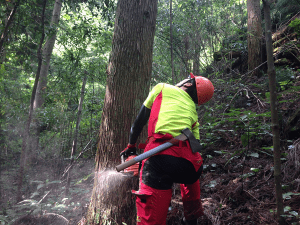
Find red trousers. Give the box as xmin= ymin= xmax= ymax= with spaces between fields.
xmin=132 ymin=137 xmax=204 ymax=225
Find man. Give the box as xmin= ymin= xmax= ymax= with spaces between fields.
xmin=121 ymin=73 xmax=214 ymax=225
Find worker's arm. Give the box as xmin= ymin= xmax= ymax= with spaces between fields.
xmin=120 ymin=104 xmax=151 ymax=158
xmin=128 ymin=84 xmax=162 ymax=145
xmin=129 ymin=104 xmax=151 ymax=144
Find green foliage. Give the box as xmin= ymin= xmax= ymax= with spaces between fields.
xmin=222 ymin=109 xmax=271 ymax=141
xmin=283 ymin=192 xmax=300 ymax=200
xmin=264 ymin=67 xmax=296 ymax=92
xmin=200 ymin=102 xmax=273 ymax=164
xmin=153 ymin=0 xmax=247 ymax=84
xmin=0 ymin=1 xmax=113 ymax=166
xmin=276 ymin=67 xmax=295 ymax=91
xmin=272 ymin=0 xmax=300 ymax=26
xmin=222 ymin=27 xmax=248 ymax=51
xmin=0 ymin=215 xmax=9 ymax=225
xmin=2 ymin=177 xmax=92 ymax=224
xmin=281 ymin=203 xmax=299 ymax=221
xmin=288 ymin=18 xmax=300 ymax=35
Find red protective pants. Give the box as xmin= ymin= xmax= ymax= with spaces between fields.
xmin=132 ymin=136 xmax=204 ymax=224
xmin=133 ymin=181 xmax=203 ymax=225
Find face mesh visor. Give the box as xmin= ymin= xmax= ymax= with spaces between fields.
xmin=175 ymin=78 xmax=191 ymax=87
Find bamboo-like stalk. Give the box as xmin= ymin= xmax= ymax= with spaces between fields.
xmin=263 ymin=1 xmax=285 ymax=224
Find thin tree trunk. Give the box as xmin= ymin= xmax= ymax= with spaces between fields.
xmin=170 ymin=0 xmax=175 ymax=85
xmin=65 ymin=74 xmax=87 ymax=195
xmin=183 ymin=35 xmax=190 ymax=76
xmin=33 ymin=0 xmax=62 ymax=110
xmin=17 ymin=0 xmax=47 ymax=202
xmin=193 ymin=33 xmax=201 ymax=75
xmin=32 ymin=0 xmax=62 ymax=158
xmin=0 ymin=112 xmax=4 ymax=204
xmin=0 ymin=0 xmax=20 ymax=59
xmin=263 ymin=1 xmax=285 ymax=224
xmin=89 ymin=80 xmax=94 ymax=154
xmin=193 ymin=50 xmax=200 ymax=75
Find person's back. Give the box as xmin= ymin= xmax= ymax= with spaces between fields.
xmin=144 ymin=83 xmax=199 ymax=139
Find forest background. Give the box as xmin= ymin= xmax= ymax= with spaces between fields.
xmin=1 ymin=0 xmax=300 ymax=224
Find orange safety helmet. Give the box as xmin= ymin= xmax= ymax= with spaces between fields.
xmin=190 ymin=73 xmax=214 ymax=105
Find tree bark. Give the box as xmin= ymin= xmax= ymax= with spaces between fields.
xmin=33 ymin=0 xmax=62 ymax=109
xmin=170 ymin=0 xmax=175 ymax=85
xmin=17 ymin=0 xmax=47 ymax=202
xmin=247 ymin=0 xmax=262 ymax=77
xmin=193 ymin=49 xmax=200 ymax=75
xmin=0 ymin=110 xmax=4 ymax=204
xmin=193 ymin=33 xmax=201 ymax=75
xmin=183 ymin=35 xmax=190 ymax=76
xmin=96 ymin=0 xmax=157 ymax=170
xmin=86 ymin=0 xmax=158 ymax=224
xmin=263 ymin=1 xmax=285 ymax=224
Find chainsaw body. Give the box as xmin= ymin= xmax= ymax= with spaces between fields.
xmin=122 ymin=154 xmax=140 ymax=176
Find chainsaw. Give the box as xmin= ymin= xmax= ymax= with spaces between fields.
xmin=116 ymin=128 xmax=201 ymax=173
xmin=121 ymin=152 xmax=140 ymax=176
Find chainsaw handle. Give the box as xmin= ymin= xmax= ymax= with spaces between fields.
xmin=116 ymin=130 xmax=190 ymax=173
xmin=116 ymin=157 xmax=138 ymax=172
xmin=116 ymin=142 xmax=173 ymax=172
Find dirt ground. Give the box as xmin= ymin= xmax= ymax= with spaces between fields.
xmin=0 ymin=159 xmax=95 ymax=224
xmin=198 ymin=153 xmax=300 ymax=225
xmin=165 ymin=149 xmax=300 ymax=225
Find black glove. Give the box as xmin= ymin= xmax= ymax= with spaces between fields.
xmin=120 ymin=144 xmax=137 ymax=159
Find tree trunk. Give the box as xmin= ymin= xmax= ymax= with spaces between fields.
xmin=193 ymin=49 xmax=200 ymax=75
xmin=0 ymin=0 xmax=20 ymax=61
xmin=183 ymin=35 xmax=190 ymax=76
xmin=170 ymin=0 xmax=175 ymax=85
xmin=263 ymin=1 xmax=285 ymax=224
xmin=193 ymin=33 xmax=201 ymax=75
xmin=31 ymin=0 xmax=62 ymax=157
xmin=0 ymin=111 xmax=4 ymax=205
xmin=17 ymin=0 xmax=47 ymax=202
xmin=65 ymin=74 xmax=87 ymax=195
xmin=86 ymin=0 xmax=158 ymax=224
xmin=33 ymin=0 xmax=62 ymax=110
xmin=247 ymin=0 xmax=262 ymax=77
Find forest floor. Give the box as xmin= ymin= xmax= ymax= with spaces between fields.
xmin=1 ymin=139 xmax=299 ymax=225
xmin=166 ymin=147 xmax=300 ymax=225
xmin=0 ymin=159 xmax=95 ymax=224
